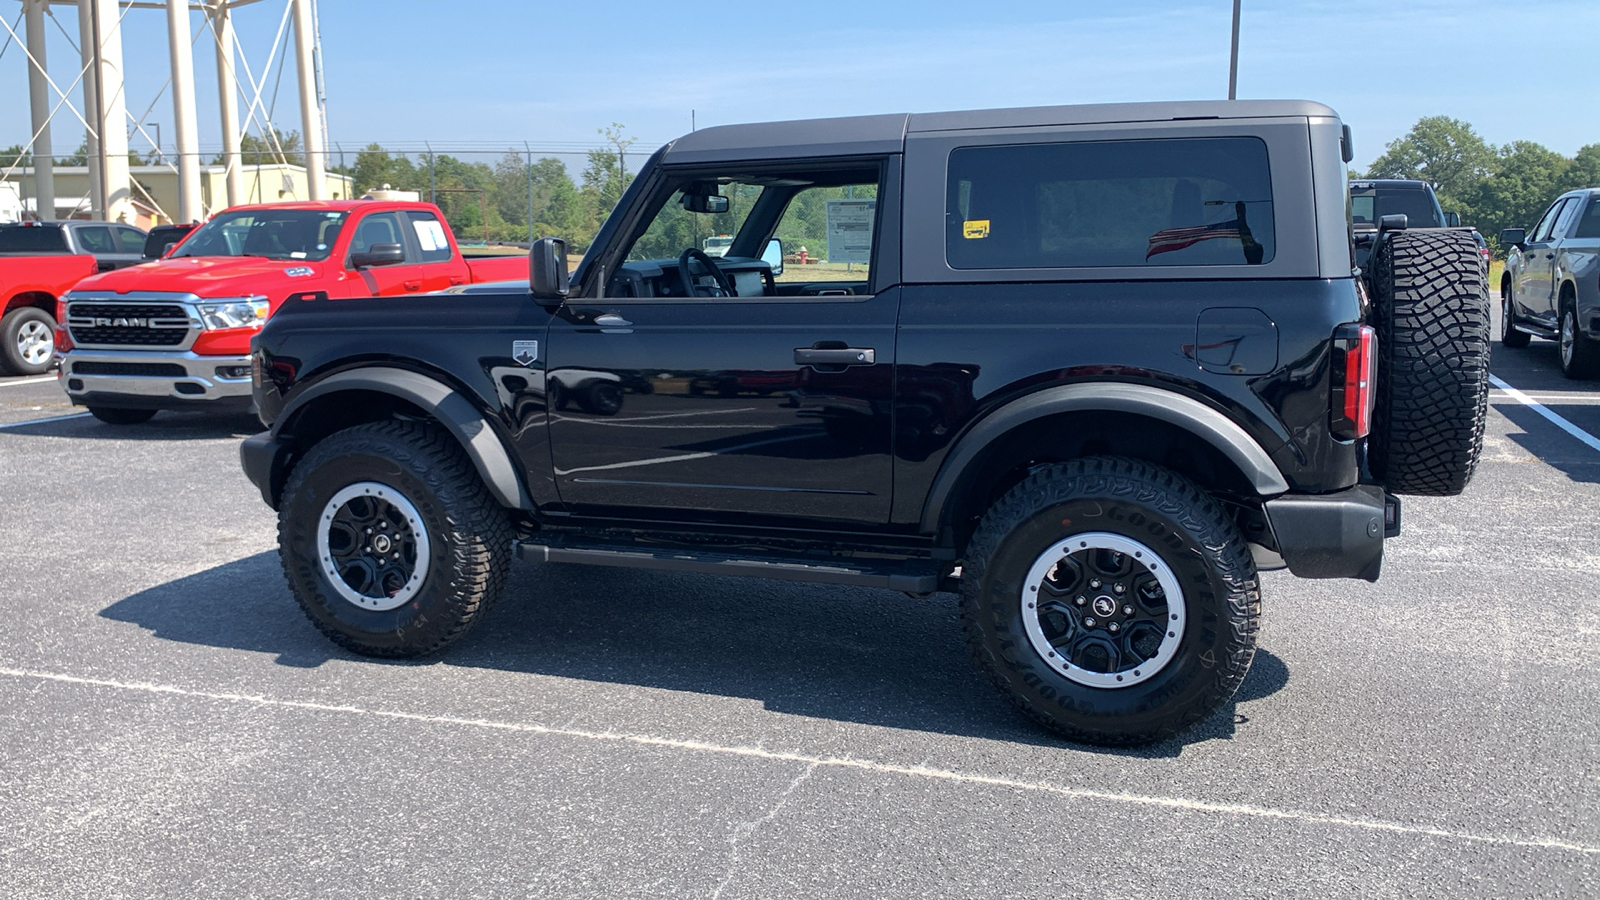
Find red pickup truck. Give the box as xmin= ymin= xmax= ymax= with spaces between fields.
xmin=1 ymin=254 xmax=99 ymax=376
xmin=56 ymin=200 xmax=525 ymax=423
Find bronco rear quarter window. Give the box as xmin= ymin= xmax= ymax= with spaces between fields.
xmin=946 ymin=137 xmax=1275 ymax=269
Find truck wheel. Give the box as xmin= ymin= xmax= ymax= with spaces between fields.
xmin=960 ymin=457 xmax=1259 ymax=746
xmin=277 ymin=420 xmax=512 ymax=657
xmin=0 ymin=307 xmax=56 ymax=376
xmin=1368 ymin=229 xmax=1491 ymax=497
xmin=88 ymin=406 xmax=157 ymax=425
xmin=1500 ymin=282 xmax=1529 ymax=349
xmin=1559 ymin=298 xmax=1600 ymax=380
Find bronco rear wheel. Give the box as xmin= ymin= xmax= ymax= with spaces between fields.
xmin=961 ymin=457 xmax=1259 ymax=746
xmin=1368 ymin=229 xmax=1491 ymax=497
xmin=278 ymin=420 xmax=512 ymax=657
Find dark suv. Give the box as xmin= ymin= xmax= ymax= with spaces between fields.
xmin=242 ymin=100 xmax=1490 ymax=745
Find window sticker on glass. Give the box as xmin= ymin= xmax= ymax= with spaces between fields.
xmin=963 ymin=219 xmax=991 ymax=239
xmin=413 ymin=218 xmax=448 ymax=253
xmin=826 ymin=199 xmax=875 ymax=264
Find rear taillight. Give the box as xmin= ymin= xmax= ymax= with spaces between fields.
xmin=1331 ymin=323 xmax=1376 ymax=440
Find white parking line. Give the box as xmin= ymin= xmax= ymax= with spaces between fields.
xmin=0 ymin=375 xmax=59 ymax=388
xmin=2 ymin=665 xmax=1596 ymax=857
xmin=1490 ymin=374 xmax=1600 ymax=453
xmin=0 ymin=412 xmax=90 ymax=430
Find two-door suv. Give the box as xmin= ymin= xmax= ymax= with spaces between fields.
xmin=243 ymin=101 xmax=1490 ymax=745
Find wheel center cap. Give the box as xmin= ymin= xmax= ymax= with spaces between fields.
xmin=372 ymin=533 xmax=393 ymax=555
xmin=1091 ymin=595 xmax=1118 ymax=618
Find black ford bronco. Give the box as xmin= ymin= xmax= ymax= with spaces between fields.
xmin=241 ymin=100 xmax=1490 ymax=745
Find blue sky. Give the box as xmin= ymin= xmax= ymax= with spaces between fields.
xmin=0 ymin=0 xmax=1594 ymax=174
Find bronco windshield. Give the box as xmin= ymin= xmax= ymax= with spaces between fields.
xmin=173 ymin=209 xmax=348 ymax=261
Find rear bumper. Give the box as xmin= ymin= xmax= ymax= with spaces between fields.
xmin=62 ymin=349 xmax=254 ymax=410
xmin=1264 ymin=484 xmax=1395 ymax=582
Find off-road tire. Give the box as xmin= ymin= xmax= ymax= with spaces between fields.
xmin=960 ymin=457 xmax=1259 ymax=746
xmin=0 ymin=306 xmax=56 ymax=376
xmin=1559 ymin=299 xmax=1600 ymax=380
xmin=278 ymin=420 xmax=513 ymax=657
xmin=88 ymin=406 xmax=157 ymax=425
xmin=1500 ymin=282 xmax=1530 ymax=349
xmin=1369 ymin=229 xmax=1491 ymax=497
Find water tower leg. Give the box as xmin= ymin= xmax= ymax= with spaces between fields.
xmin=291 ymin=0 xmax=326 ymax=200
xmin=166 ymin=0 xmax=202 ymax=222
xmin=207 ymin=0 xmax=242 ymax=209
xmin=24 ymin=0 xmax=55 ymax=221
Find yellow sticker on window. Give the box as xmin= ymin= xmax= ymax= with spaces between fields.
xmin=963 ymin=219 xmax=991 ymax=239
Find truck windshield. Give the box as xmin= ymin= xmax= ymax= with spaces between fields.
xmin=173 ymin=209 xmax=347 ymax=261
xmin=0 ymin=224 xmax=68 ymax=253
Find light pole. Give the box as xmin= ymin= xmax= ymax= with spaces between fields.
xmin=1228 ymin=0 xmax=1241 ymax=100
xmin=150 ymin=122 xmax=162 ymax=164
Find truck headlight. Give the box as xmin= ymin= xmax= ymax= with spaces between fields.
xmin=198 ymin=298 xmax=270 ymax=330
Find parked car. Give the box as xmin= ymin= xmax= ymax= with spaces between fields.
xmin=242 ymin=100 xmax=1490 ymax=746
xmin=0 ymin=220 xmax=148 ymax=273
xmin=0 ymin=254 xmax=98 ymax=375
xmin=55 ymin=200 xmax=526 ymax=423
xmin=1348 ymin=179 xmax=1459 ymax=268
xmin=141 ymin=223 xmax=199 ymax=260
xmin=1499 ymin=188 xmax=1600 ymax=378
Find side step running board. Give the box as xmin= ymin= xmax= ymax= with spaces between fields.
xmin=517 ymin=542 xmax=941 ymax=593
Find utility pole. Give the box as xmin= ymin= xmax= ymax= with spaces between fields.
xmin=1228 ymin=0 xmax=1241 ymax=100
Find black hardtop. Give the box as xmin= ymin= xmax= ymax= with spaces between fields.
xmin=662 ymin=99 xmax=1340 ymax=165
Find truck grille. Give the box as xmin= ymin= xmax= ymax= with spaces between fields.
xmin=71 ymin=361 xmax=189 ymax=377
xmin=67 ymin=302 xmax=193 ymax=348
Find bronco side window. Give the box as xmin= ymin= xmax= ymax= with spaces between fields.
xmin=946 ymin=137 xmax=1276 ymax=269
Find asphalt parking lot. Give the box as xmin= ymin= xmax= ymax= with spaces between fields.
xmin=2 ymin=324 xmax=1597 ymax=897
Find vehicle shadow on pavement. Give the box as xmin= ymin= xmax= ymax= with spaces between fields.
xmin=0 ymin=411 xmax=262 ymax=440
xmin=1491 ymin=400 xmax=1600 ymax=485
xmin=100 ymin=553 xmax=1290 ymax=754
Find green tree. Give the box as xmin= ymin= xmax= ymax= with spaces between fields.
xmin=213 ymin=128 xmax=303 ymax=167
xmin=1367 ymin=116 xmax=1496 ymax=215
xmin=1469 ymin=141 xmax=1568 ymax=245
xmin=1557 ymin=144 xmax=1600 ymax=195
xmin=0 ymin=144 xmax=31 ymax=169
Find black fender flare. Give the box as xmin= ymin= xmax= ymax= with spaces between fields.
xmin=277 ymin=367 xmax=531 ymax=510
xmin=919 ymin=382 xmax=1289 ymax=533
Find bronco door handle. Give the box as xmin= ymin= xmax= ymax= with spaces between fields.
xmin=794 ymin=346 xmax=875 ymax=366
xmin=594 ymin=313 xmax=632 ymax=328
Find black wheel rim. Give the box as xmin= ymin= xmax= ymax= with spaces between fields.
xmin=1020 ymin=532 xmax=1186 ymax=688
xmin=316 ymin=482 xmax=430 ymax=611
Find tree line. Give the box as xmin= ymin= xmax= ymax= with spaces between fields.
xmin=1360 ymin=116 xmax=1599 ymax=253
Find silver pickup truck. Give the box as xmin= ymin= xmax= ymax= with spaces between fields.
xmin=1501 ymin=188 xmax=1600 ymax=378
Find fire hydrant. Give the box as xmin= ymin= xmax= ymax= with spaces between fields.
xmin=797 ymin=246 xmax=808 ymax=265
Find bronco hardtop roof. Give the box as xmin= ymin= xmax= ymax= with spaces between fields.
xmin=663 ymin=99 xmax=1340 ymax=165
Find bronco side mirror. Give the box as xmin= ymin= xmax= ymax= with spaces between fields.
xmin=529 ymin=237 xmax=569 ymax=301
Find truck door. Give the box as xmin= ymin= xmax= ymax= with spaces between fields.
xmin=343 ymin=211 xmax=418 ymax=296
xmin=1518 ymin=197 xmax=1573 ymax=326
xmin=543 ymin=162 xmax=900 ymax=527
xmin=401 ymin=209 xmax=470 ymax=292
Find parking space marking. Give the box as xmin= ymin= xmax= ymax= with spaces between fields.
xmin=0 ymin=412 xmax=89 ymax=430
xmin=1490 ymin=374 xmax=1600 ymax=453
xmin=0 ymin=376 xmax=59 ymax=388
xmin=5 ymin=665 xmax=1597 ymax=858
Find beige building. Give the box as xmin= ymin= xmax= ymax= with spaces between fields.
xmin=2 ymin=163 xmax=354 ymax=228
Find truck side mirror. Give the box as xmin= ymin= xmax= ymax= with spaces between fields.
xmin=530 ymin=237 xmax=569 ymax=301
xmin=761 ymin=237 xmax=784 ymax=277
xmin=350 ymin=242 xmax=405 ymax=268
xmin=1499 ymin=228 xmax=1526 ymax=250
xmin=1444 ymin=212 xmax=1461 ymax=227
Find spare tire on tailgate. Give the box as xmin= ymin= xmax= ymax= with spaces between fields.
xmin=1368 ymin=229 xmax=1491 ymax=497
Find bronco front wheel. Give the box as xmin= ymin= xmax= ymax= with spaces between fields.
xmin=278 ymin=420 xmax=512 ymax=657
xmin=961 ymin=457 xmax=1259 ymax=746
